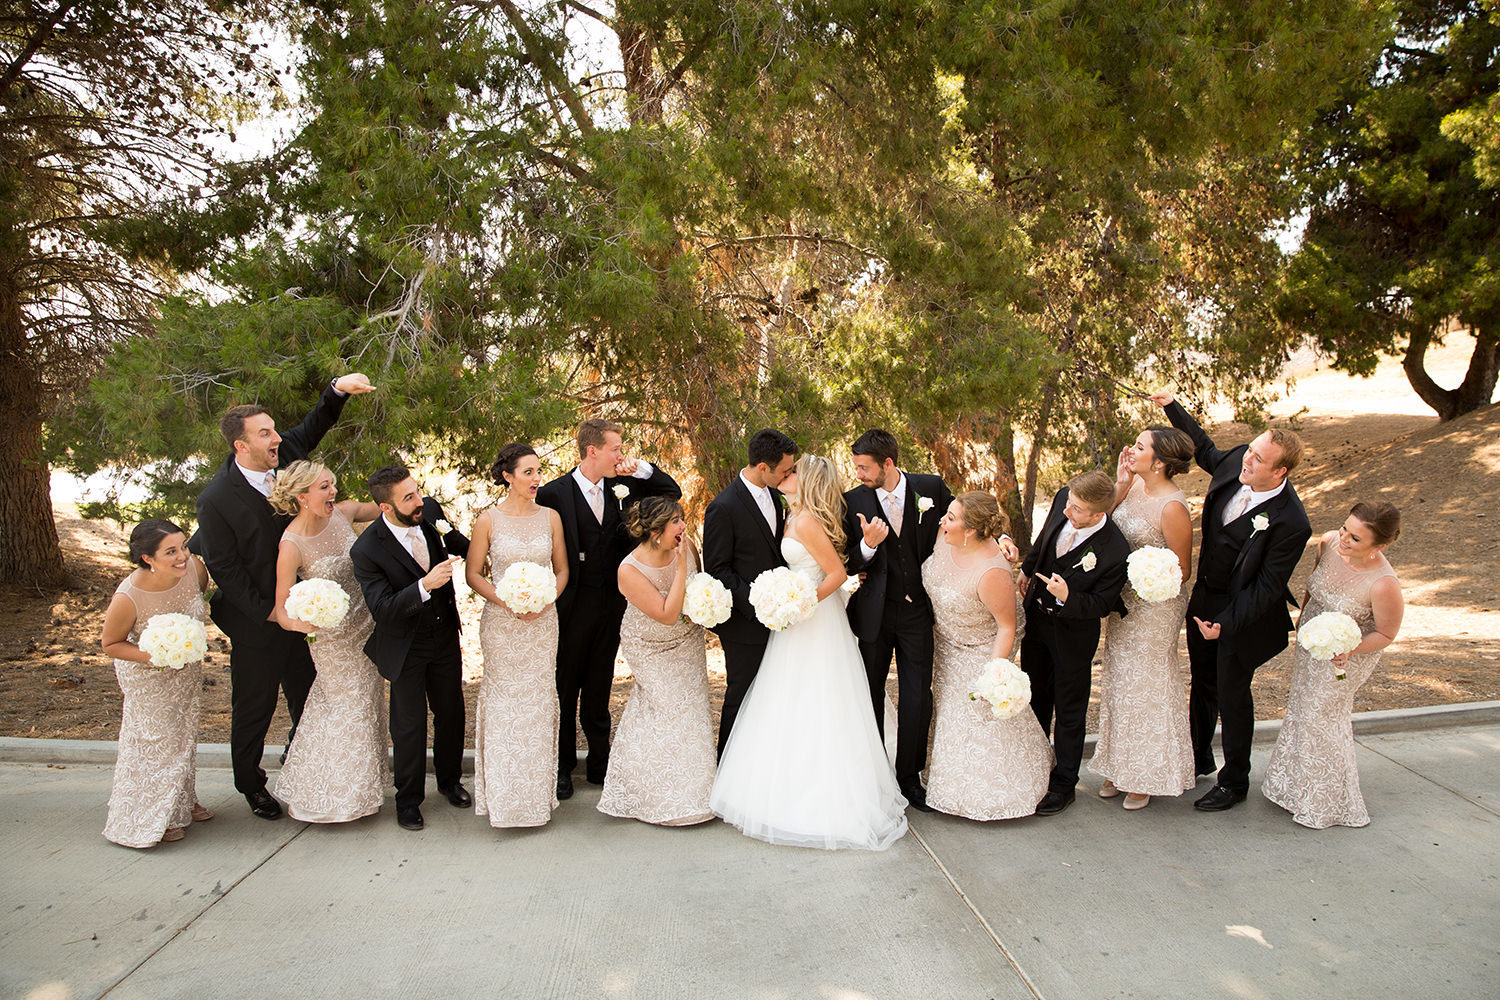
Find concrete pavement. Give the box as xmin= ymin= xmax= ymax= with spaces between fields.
xmin=2 ymin=710 xmax=1497 ymax=1000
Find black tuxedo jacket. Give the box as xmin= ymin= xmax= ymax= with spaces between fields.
xmin=191 ymin=384 xmax=348 ymax=639
xmin=842 ymin=471 xmax=953 ymax=643
xmin=702 ymin=476 xmax=788 ymax=647
xmin=349 ymin=507 xmax=466 ymax=681
xmin=1020 ymin=486 xmax=1131 ymax=640
xmin=536 ymin=464 xmax=681 ymax=618
xmin=1165 ymin=401 xmax=1311 ymax=669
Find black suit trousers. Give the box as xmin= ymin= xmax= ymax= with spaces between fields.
xmin=1185 ymin=584 xmax=1257 ymax=791
xmin=859 ymin=596 xmax=933 ymax=785
xmin=1020 ymin=612 xmax=1097 ymax=795
xmin=389 ymin=626 xmax=464 ymax=810
xmin=717 ymin=633 xmax=769 ymax=758
xmin=555 ymin=587 xmax=624 ymax=779
xmin=225 ymin=621 xmax=315 ymax=794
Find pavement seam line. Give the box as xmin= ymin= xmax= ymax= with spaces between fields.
xmin=1356 ymin=737 xmax=1500 ymax=818
xmin=95 ymin=821 xmax=312 ymax=999
xmin=909 ymin=826 xmax=1047 ymax=1000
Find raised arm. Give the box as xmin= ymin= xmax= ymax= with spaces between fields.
xmin=1153 ymin=392 xmax=1236 ymax=476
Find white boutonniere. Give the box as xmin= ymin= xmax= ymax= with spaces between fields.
xmin=915 ymin=494 xmax=934 ymax=522
xmin=434 ymin=519 xmax=453 ymax=535
xmin=1251 ymin=513 xmax=1269 ymax=535
xmin=612 ymin=484 xmax=630 ymax=504
xmin=1080 ymin=551 xmax=1097 ymax=572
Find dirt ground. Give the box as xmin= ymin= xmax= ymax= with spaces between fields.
xmin=2 ymin=337 xmax=1496 ymax=750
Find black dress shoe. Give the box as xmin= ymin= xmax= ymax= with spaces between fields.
xmin=439 ymin=783 xmax=472 ymax=807
xmin=1194 ymin=785 xmax=1248 ymax=811
xmin=246 ymin=789 xmax=282 ymax=820
xmin=1035 ymin=789 xmax=1076 ymax=816
xmin=397 ymin=806 xmax=424 ymax=830
xmin=586 ymin=771 xmax=607 ymax=786
xmin=901 ymin=783 xmax=936 ymax=813
xmin=556 ymin=775 xmax=574 ymax=800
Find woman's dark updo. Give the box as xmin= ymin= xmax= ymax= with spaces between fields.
xmin=626 ymin=496 xmax=684 ymax=541
xmin=129 ymin=518 xmax=186 ymax=568
xmin=1146 ymin=426 xmax=1195 ymax=478
xmin=490 ymin=442 xmax=537 ymax=487
xmin=1350 ymin=501 xmax=1401 ymax=545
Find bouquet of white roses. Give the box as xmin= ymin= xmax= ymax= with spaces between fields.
xmin=1126 ymin=546 xmax=1183 ymax=603
xmin=969 ymin=657 xmax=1030 ymax=720
xmin=284 ymin=578 xmax=351 ymax=637
xmin=749 ymin=567 xmax=818 ymax=631
xmin=683 ymin=572 xmax=732 ymax=628
xmin=1297 ymin=611 xmax=1362 ymax=679
xmin=496 ymin=561 xmax=558 ymax=615
xmin=137 ymin=613 xmax=208 ymax=669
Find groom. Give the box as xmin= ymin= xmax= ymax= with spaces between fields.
xmin=349 ymin=466 xmax=471 ymax=831
xmin=1152 ymin=391 xmax=1311 ymax=812
xmin=703 ymin=428 xmax=800 ymax=756
xmin=842 ymin=428 xmax=953 ymax=811
xmin=191 ymin=372 xmax=373 ymax=820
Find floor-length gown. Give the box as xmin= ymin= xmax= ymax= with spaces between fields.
xmin=598 ymin=553 xmax=716 ymax=826
xmin=473 ymin=506 xmax=560 ymax=828
xmin=103 ymin=570 xmax=204 ymax=848
xmin=1089 ymin=479 xmax=1196 ymax=796
xmin=273 ymin=510 xmax=391 ymax=822
xmin=1261 ymin=547 xmax=1398 ymax=828
xmin=710 ymin=537 xmax=908 ymax=850
xmin=923 ymin=540 xmax=1052 ymax=820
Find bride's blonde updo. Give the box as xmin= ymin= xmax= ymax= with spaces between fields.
xmin=794 ymin=455 xmax=847 ymax=552
xmin=267 ymin=460 xmax=330 ymax=517
xmin=955 ymin=491 xmax=1009 ymax=541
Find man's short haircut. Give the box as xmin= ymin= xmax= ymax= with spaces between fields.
xmin=220 ymin=404 xmax=270 ymax=448
xmin=368 ymin=465 xmax=413 ymax=507
xmin=577 ymin=418 xmax=624 ymax=457
xmin=1067 ymin=469 xmax=1117 ymax=511
xmin=1267 ymin=427 xmax=1304 ymax=476
xmin=747 ymin=428 xmax=799 ymax=468
xmin=851 ymin=428 xmax=899 ymax=467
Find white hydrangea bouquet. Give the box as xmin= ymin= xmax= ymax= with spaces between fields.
xmin=1126 ymin=546 xmax=1183 ymax=603
xmin=496 ymin=561 xmax=558 ymax=615
xmin=969 ymin=657 xmax=1031 ymax=720
xmin=683 ymin=572 xmax=732 ymax=628
xmin=285 ymin=578 xmax=351 ymax=641
xmin=137 ymin=613 xmax=208 ymax=669
xmin=749 ymin=566 xmax=818 ymax=631
xmin=1298 ymin=611 xmax=1362 ymax=680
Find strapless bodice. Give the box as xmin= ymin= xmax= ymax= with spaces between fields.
xmin=780 ymin=537 xmax=826 ymax=584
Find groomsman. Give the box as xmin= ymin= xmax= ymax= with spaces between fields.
xmin=1019 ymin=469 xmax=1130 ymax=816
xmin=537 ymin=419 xmax=681 ymax=799
xmin=703 ymin=428 xmax=799 ymax=756
xmin=1152 ymin=392 xmax=1311 ymax=812
xmin=191 ymin=372 xmax=374 ymax=820
xmin=842 ymin=429 xmax=954 ymax=811
xmin=349 ymin=466 xmax=470 ymax=831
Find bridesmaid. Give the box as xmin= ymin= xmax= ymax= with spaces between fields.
xmin=1089 ymin=426 xmax=1197 ymax=810
xmin=467 ymin=442 xmax=569 ymax=828
xmin=268 ymin=461 xmax=387 ymax=823
xmin=1263 ymin=502 xmax=1404 ymax=829
xmin=99 ymin=519 xmax=213 ymax=847
xmin=599 ymin=497 xmax=716 ymax=826
xmin=924 ymin=492 xmax=1052 ymax=820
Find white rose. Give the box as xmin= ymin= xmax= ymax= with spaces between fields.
xmin=915 ymin=494 xmax=934 ymax=521
xmin=612 ymin=484 xmax=630 ymax=501
xmin=434 ymin=519 xmax=452 ymax=535
xmin=1252 ymin=513 xmax=1269 ymax=534
xmin=1080 ymin=551 xmax=1097 ymax=572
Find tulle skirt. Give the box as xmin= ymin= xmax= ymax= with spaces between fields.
xmin=710 ymin=597 xmax=908 ymax=851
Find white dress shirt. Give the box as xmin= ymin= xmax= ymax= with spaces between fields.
xmin=739 ymin=471 xmax=777 ymax=534
xmin=573 ymin=461 xmax=656 ymax=522
xmin=237 ymin=462 xmax=276 ymax=497
xmin=1222 ymin=480 xmax=1286 ymax=526
xmin=385 ymin=514 xmax=431 ymax=602
xmin=860 ymin=472 xmax=907 ymax=561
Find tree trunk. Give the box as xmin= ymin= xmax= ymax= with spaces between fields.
xmin=990 ymin=414 xmax=1030 ymax=556
xmin=1403 ymin=325 xmax=1500 ymax=421
xmin=0 ymin=273 xmax=67 ymax=587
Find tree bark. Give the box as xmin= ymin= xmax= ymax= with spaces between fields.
xmin=0 ymin=272 xmax=67 ymax=587
xmin=1403 ymin=325 xmax=1500 ymax=421
xmin=990 ymin=414 xmax=1030 ymax=557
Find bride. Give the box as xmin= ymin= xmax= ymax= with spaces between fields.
xmin=710 ymin=455 xmax=909 ymax=851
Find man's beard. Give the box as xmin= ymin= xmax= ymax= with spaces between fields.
xmin=390 ymin=505 xmax=424 ymax=527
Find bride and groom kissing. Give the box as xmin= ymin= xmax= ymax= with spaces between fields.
xmin=701 ymin=428 xmax=956 ymax=849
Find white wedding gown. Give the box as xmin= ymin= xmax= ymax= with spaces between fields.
xmin=710 ymin=537 xmax=909 ymax=851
